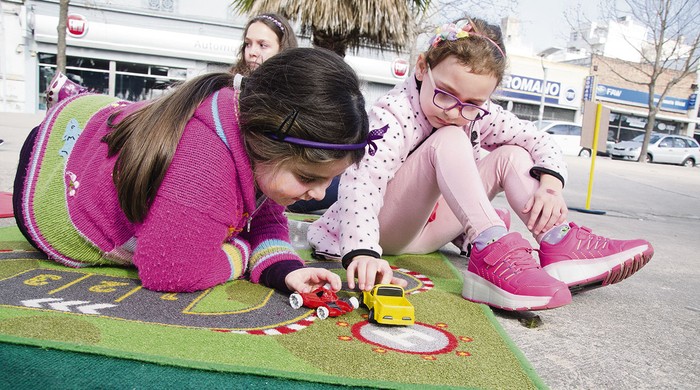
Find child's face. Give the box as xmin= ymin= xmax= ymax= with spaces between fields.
xmin=415 ymin=55 xmax=498 ymax=129
xmin=254 ymin=157 xmax=352 ymax=206
xmin=244 ymin=21 xmax=281 ymax=71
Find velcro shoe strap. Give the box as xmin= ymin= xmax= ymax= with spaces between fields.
xmin=576 ymin=225 xmax=592 ymax=239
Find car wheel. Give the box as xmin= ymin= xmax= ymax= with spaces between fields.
xmin=368 ymin=308 xmax=377 ymax=324
xmin=682 ymin=158 xmax=695 ymax=167
xmin=645 ymin=154 xmax=652 ymax=163
xmin=348 ymin=296 xmax=359 ymax=309
xmin=289 ymin=293 xmax=303 ymax=309
xmin=578 ymin=148 xmax=592 ymax=158
xmin=316 ymin=306 xmax=329 ymax=320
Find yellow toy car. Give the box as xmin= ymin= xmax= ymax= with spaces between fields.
xmin=362 ymin=284 xmax=415 ymax=326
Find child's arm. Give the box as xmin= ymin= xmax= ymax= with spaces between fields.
xmin=522 ymin=173 xmax=568 ymax=235
xmin=478 ymin=103 xmax=568 ymax=186
xmin=133 ymin=201 xmax=251 ymax=292
xmin=240 ymin=199 xmax=306 ymax=285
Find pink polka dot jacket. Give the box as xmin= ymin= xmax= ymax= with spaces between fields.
xmin=308 ymin=75 xmax=568 ymax=259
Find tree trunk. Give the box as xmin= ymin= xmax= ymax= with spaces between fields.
xmin=638 ymin=81 xmax=659 ymax=164
xmin=56 ymin=0 xmax=70 ymax=74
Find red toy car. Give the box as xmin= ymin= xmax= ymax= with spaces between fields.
xmin=289 ymin=287 xmax=359 ymax=320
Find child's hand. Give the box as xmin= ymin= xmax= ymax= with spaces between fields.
xmin=346 ymin=255 xmax=408 ymax=291
xmin=285 ymin=267 xmax=342 ymax=293
xmin=522 ymin=174 xmax=568 ymax=235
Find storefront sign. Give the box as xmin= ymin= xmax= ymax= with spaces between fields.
xmin=688 ymin=93 xmax=697 ymax=110
xmin=595 ymin=84 xmax=689 ymax=112
xmin=498 ymin=74 xmax=580 ymax=108
xmin=67 ymin=14 xmax=88 ymax=38
xmin=583 ymin=75 xmax=595 ymax=101
xmin=503 ymin=75 xmax=560 ymax=97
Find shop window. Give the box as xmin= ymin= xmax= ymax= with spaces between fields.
xmin=115 ymin=61 xmax=186 ymax=102
xmin=38 ymin=66 xmax=109 ymax=110
xmin=37 ymin=53 xmax=187 ymax=108
xmin=494 ymin=101 xmax=575 ymax=123
xmin=611 ymin=112 xmax=680 ymax=143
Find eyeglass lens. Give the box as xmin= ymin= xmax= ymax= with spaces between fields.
xmin=427 ymin=66 xmax=488 ymax=121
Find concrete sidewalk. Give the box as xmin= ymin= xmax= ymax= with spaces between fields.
xmin=1 ymin=112 xmax=698 ymax=388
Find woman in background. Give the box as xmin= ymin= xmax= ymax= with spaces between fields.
xmin=230 ymin=13 xmax=297 ymax=76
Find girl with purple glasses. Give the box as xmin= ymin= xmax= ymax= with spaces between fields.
xmin=309 ymin=18 xmax=654 ymax=311
xmin=14 ymin=48 xmax=378 ymax=294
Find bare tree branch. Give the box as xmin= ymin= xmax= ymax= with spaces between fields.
xmin=573 ymin=0 xmax=699 ymax=163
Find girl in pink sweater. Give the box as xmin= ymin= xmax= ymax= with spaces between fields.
xmin=14 ymin=48 xmax=378 ymax=294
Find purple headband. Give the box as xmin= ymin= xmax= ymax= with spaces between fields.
xmin=256 ymin=15 xmax=284 ymax=32
xmin=429 ymin=20 xmax=505 ymax=58
xmin=265 ymin=109 xmax=388 ymax=156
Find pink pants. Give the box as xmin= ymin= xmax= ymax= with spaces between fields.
xmin=378 ymin=126 xmax=540 ymax=254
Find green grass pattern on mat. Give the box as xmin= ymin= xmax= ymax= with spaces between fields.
xmin=0 ymin=224 xmax=545 ymax=389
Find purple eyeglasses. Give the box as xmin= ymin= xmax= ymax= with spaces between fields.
xmin=426 ymin=66 xmax=490 ymax=121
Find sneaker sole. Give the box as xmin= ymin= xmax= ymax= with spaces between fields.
xmin=542 ymin=244 xmax=654 ymax=293
xmin=461 ymin=271 xmax=572 ymax=311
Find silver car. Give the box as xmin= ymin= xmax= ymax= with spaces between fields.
xmin=611 ymin=133 xmax=700 ymax=167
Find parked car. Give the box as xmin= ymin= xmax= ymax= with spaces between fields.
xmin=611 ymin=133 xmax=700 ymax=167
xmin=534 ymin=120 xmax=613 ymax=157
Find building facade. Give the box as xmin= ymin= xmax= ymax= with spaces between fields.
xmin=0 ymin=0 xmax=410 ymax=112
xmin=557 ymin=15 xmax=699 ymax=141
xmin=3 ymin=0 xmax=695 ymax=143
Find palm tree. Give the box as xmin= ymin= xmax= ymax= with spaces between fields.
xmin=231 ymin=0 xmax=431 ymax=57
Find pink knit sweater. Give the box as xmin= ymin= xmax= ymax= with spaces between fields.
xmin=20 ymin=88 xmax=303 ymax=292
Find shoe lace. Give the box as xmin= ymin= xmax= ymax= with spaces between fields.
xmin=573 ymin=224 xmax=610 ymax=251
xmin=490 ymin=245 xmax=538 ymax=280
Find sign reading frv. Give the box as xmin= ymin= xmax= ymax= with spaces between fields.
xmin=595 ymin=84 xmax=689 ymax=112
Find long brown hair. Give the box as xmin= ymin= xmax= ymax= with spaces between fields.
xmin=104 ymin=48 xmax=368 ymax=223
xmin=230 ymin=13 xmax=298 ymax=76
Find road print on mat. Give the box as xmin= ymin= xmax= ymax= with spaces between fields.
xmin=0 ymin=261 xmax=433 ymax=334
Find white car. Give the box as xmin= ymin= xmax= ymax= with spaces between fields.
xmin=611 ymin=133 xmax=700 ymax=167
xmin=534 ymin=120 xmax=613 ymax=157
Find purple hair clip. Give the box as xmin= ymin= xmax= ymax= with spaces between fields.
xmin=265 ymin=110 xmax=388 ymax=156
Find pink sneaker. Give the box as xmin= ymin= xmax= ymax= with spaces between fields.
xmin=462 ymin=232 xmax=572 ymax=311
xmin=46 ymin=72 xmax=88 ymax=109
xmin=539 ymin=223 xmax=654 ymax=292
xmin=452 ymin=207 xmax=511 ymax=256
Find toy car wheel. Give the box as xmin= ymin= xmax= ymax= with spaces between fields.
xmin=316 ymin=306 xmax=329 ymax=320
xmin=289 ymin=293 xmax=303 ymax=309
xmin=348 ymin=296 xmax=359 ymax=309
xmin=368 ymin=308 xmax=377 ymax=324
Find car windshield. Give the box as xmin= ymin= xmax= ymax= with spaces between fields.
xmin=376 ymin=286 xmax=403 ymax=297
xmin=631 ymin=134 xmax=661 ymax=143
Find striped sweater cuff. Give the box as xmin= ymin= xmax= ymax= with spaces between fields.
xmin=223 ymin=237 xmax=251 ymax=281
xmin=249 ymin=239 xmax=303 ymax=283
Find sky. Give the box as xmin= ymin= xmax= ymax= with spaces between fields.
xmin=509 ymin=0 xmax=604 ymax=52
